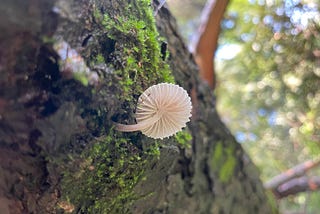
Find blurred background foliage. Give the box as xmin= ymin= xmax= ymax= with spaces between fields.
xmin=168 ymin=0 xmax=320 ymax=213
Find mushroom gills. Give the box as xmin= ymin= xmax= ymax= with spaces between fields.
xmin=114 ymin=83 xmax=192 ymax=139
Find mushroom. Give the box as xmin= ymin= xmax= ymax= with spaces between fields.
xmin=115 ymin=83 xmax=192 ymax=139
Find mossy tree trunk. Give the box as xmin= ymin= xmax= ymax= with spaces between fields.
xmin=0 ymin=0 xmax=275 ymax=213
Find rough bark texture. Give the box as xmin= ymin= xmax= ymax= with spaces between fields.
xmin=0 ymin=0 xmax=275 ymax=213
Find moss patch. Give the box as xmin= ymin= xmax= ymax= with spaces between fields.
xmin=58 ymin=0 xmax=180 ymax=213
xmin=94 ymin=0 xmax=174 ymax=100
xmin=175 ymin=129 xmax=192 ymax=149
xmin=210 ymin=142 xmax=236 ymax=183
xmin=219 ymin=147 xmax=236 ymax=183
xmin=60 ymin=130 xmax=157 ymax=213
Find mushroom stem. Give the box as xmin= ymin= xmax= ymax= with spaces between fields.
xmin=115 ymin=113 xmax=161 ymax=132
xmin=114 ymin=123 xmax=143 ymax=132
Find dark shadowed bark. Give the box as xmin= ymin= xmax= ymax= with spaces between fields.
xmin=0 ymin=0 xmax=275 ymax=213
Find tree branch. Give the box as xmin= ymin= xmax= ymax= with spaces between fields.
xmin=264 ymin=159 xmax=320 ymax=189
xmin=264 ymin=159 xmax=320 ymax=198
xmin=191 ymin=0 xmax=229 ymax=89
xmin=275 ymin=176 xmax=320 ymax=199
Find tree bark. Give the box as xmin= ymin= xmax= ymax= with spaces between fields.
xmin=0 ymin=0 xmax=275 ymax=213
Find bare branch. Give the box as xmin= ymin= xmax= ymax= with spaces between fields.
xmin=191 ymin=0 xmax=229 ymax=89
xmin=275 ymin=176 xmax=320 ymax=199
xmin=264 ymin=159 xmax=320 ymax=189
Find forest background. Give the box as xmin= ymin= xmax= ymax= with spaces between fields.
xmin=168 ymin=0 xmax=320 ymax=213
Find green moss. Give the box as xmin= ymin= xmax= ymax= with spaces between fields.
xmin=93 ymin=7 xmax=103 ymax=23
xmin=60 ymin=130 xmax=154 ymax=213
xmin=175 ymin=130 xmax=192 ymax=149
xmin=219 ymin=147 xmax=236 ymax=183
xmin=100 ymin=0 xmax=174 ymax=97
xmin=211 ymin=142 xmax=236 ymax=183
xmin=144 ymin=141 xmax=161 ymax=157
xmin=95 ymin=54 xmax=105 ymax=64
xmin=59 ymin=1 xmax=177 ymax=212
xmin=73 ymin=72 xmax=89 ymax=86
xmin=57 ymin=1 xmax=190 ymax=213
xmin=213 ymin=141 xmax=223 ymax=164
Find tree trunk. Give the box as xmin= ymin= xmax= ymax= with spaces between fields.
xmin=0 ymin=0 xmax=275 ymax=213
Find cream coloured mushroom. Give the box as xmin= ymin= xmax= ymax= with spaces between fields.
xmin=115 ymin=83 xmax=192 ymax=139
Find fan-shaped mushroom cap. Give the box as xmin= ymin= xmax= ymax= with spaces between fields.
xmin=115 ymin=83 xmax=192 ymax=139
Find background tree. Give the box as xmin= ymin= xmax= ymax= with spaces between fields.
xmin=218 ymin=0 xmax=320 ymax=211
xmin=0 ymin=0 xmax=274 ymax=213
xmin=169 ymin=0 xmax=320 ymax=213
